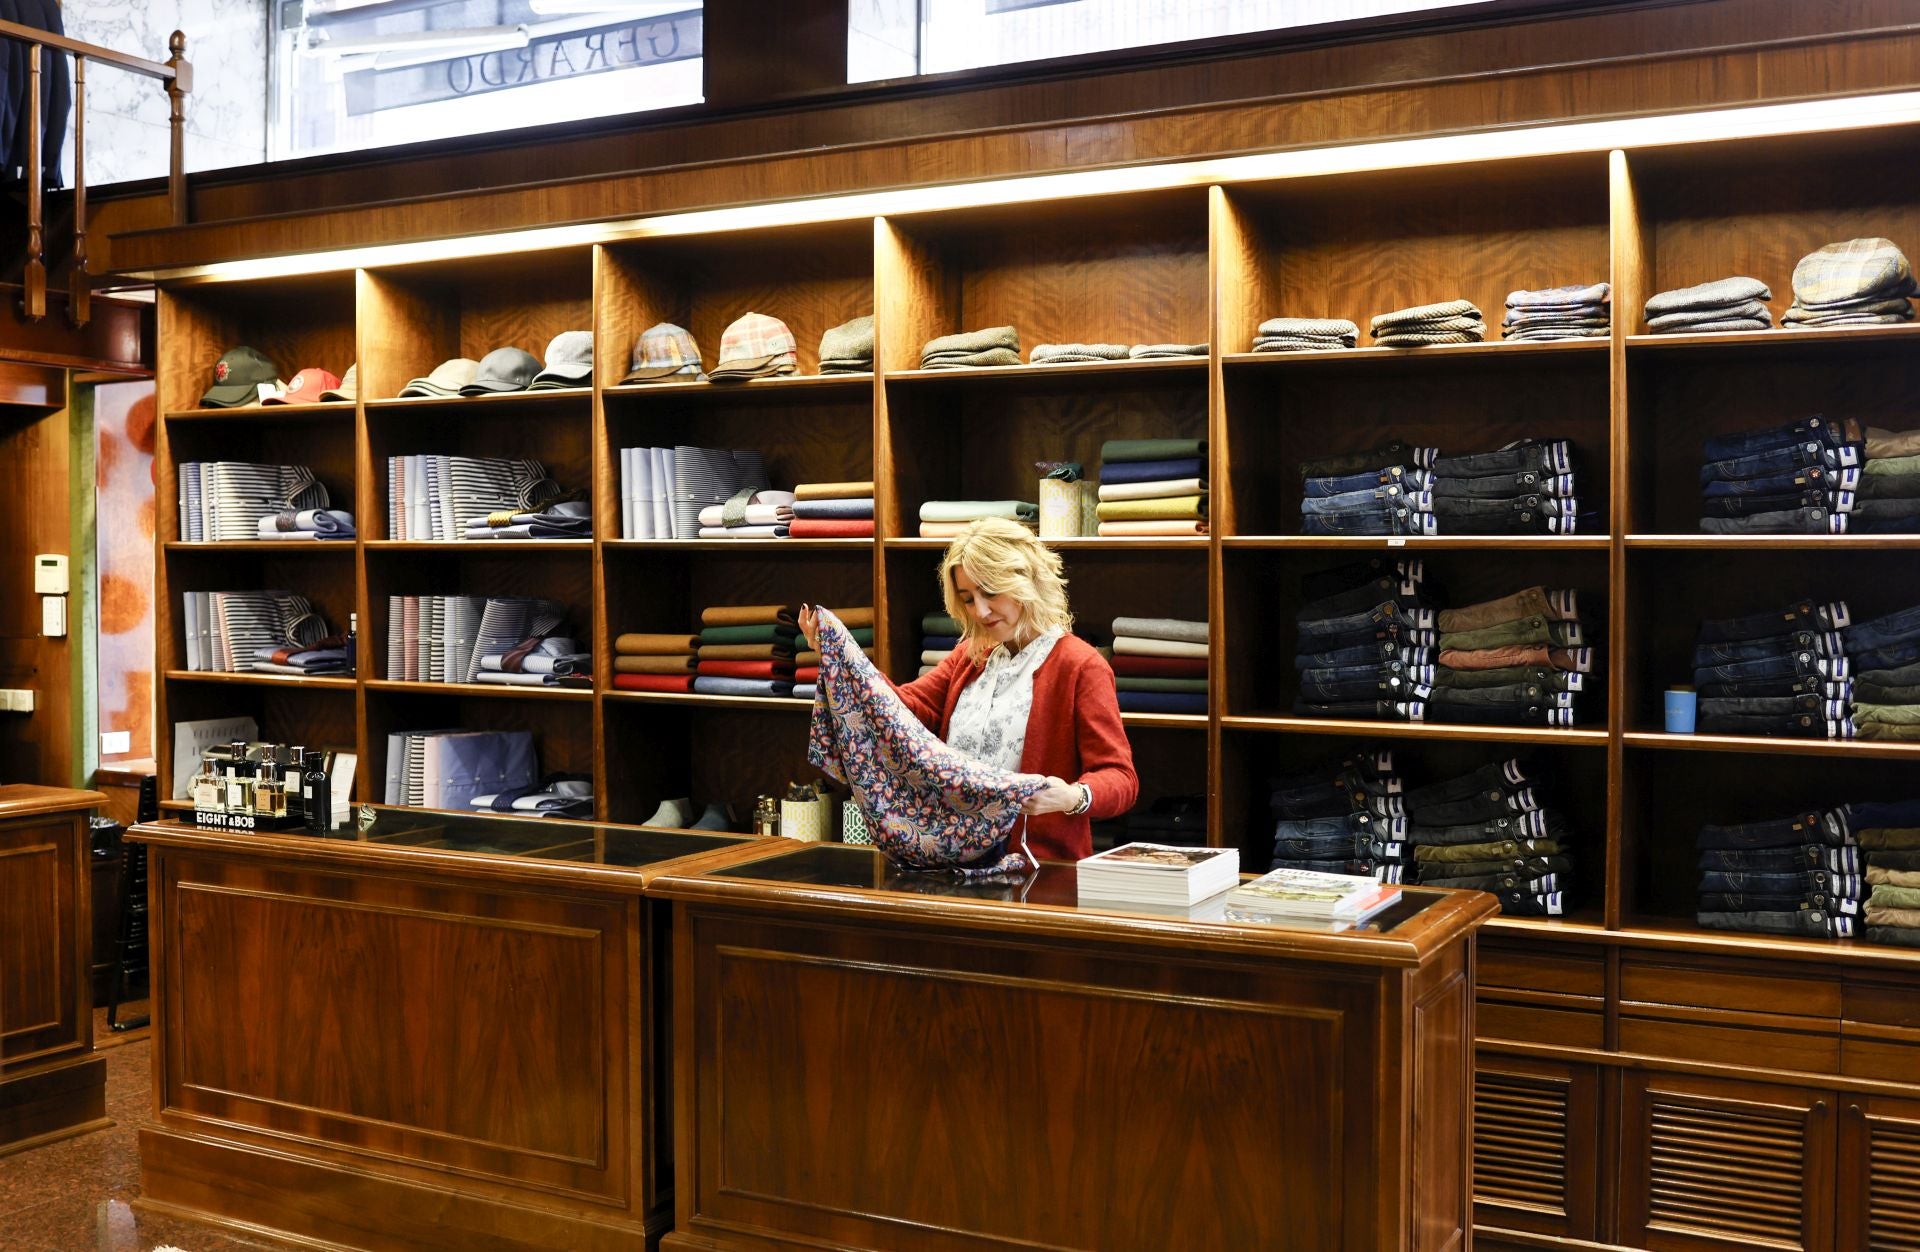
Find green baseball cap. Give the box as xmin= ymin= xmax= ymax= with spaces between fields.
xmin=200 ymin=346 xmax=282 ymax=407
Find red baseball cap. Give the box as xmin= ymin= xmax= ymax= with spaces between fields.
xmin=263 ymin=367 xmax=344 ymax=405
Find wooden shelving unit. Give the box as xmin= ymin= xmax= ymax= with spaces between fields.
xmin=152 ymin=125 xmax=1920 ymax=974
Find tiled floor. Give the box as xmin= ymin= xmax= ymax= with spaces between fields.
xmin=0 ymin=1010 xmax=302 ymax=1252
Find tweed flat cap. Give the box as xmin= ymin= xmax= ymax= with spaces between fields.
xmin=1791 ymin=237 xmax=1918 ymax=309
xmin=1644 ymin=276 xmax=1771 ymax=318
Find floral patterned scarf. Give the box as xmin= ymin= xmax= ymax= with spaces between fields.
xmin=806 ymin=608 xmax=1043 ymax=877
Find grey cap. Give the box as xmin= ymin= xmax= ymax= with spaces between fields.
xmin=399 ymin=357 xmax=479 ymax=398
xmin=530 ymin=330 xmax=593 ymax=389
xmin=817 ymin=315 xmax=874 ymax=365
xmin=318 ymin=363 xmax=358 ymax=402
xmin=460 ymin=347 xmax=541 ymax=395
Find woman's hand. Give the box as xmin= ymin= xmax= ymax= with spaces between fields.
xmin=797 ymin=605 xmax=821 ymax=653
xmin=1021 ymin=776 xmax=1084 ymax=815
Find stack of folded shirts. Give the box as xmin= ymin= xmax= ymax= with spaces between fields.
xmin=818 ymin=315 xmax=874 ymax=374
xmin=1297 ymin=442 xmax=1437 ymax=537
xmin=1644 ymin=276 xmax=1773 ymax=334
xmin=1128 ymin=343 xmax=1207 ymax=359
xmin=1110 ymin=617 xmax=1207 ymax=714
xmin=180 ymin=590 xmax=330 ymax=674
xmin=1092 ymin=794 xmax=1208 ymax=852
xmin=668 ymin=446 xmax=770 ymax=539
xmin=471 ymin=776 xmax=594 ymax=819
xmin=1407 ymin=759 xmax=1571 ymax=916
xmin=255 ymin=508 xmax=355 ymax=540
xmin=1250 ymin=317 xmax=1357 ymax=353
xmin=1434 ymin=587 xmax=1595 ymax=728
xmin=464 ymin=498 xmax=591 ymax=540
xmin=473 ymin=636 xmax=592 ymax=688
xmin=697 ymin=489 xmax=795 ymax=539
xmin=1095 ymin=439 xmax=1208 ymax=536
xmin=385 ymin=730 xmax=536 ymax=811
xmin=385 ymin=594 xmax=564 ymax=684
xmin=1426 ymin=439 xmax=1585 ymax=535
xmin=1370 ymin=299 xmax=1485 ymax=347
xmin=1031 ymin=342 xmax=1127 ymax=364
xmin=920 ymin=326 xmax=1020 ymax=369
xmin=792 ymin=606 xmax=872 ymax=698
xmin=178 ymin=461 xmax=329 ymax=542
xmin=1695 ymin=806 xmax=1859 ymax=940
xmin=1698 ymin=416 xmax=1862 ymax=536
xmin=1501 ymin=282 xmax=1611 ymax=341
xmin=386 ymin=455 xmax=557 ymax=541
xmin=918 ymin=499 xmax=1037 ymax=538
xmin=1854 ymin=423 xmax=1920 ymax=535
xmin=1691 ymin=598 xmax=1852 ymax=739
xmin=612 ymin=630 xmax=699 ymax=693
xmin=694 ymin=605 xmax=800 ymax=698
xmin=1846 ymin=603 xmax=1920 ymax=741
xmin=249 ymin=639 xmax=351 ymax=676
xmin=1840 ymin=799 xmax=1920 ymax=947
xmin=1292 ymin=557 xmax=1435 ymax=721
xmin=1784 ymin=237 xmax=1918 ymax=329
xmin=790 ymin=480 xmax=875 ymax=538
xmin=1263 ymin=746 xmax=1405 ymax=880
xmin=917 ymin=611 xmax=962 ymax=676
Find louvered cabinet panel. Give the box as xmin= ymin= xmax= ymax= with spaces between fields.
xmin=1622 ymin=1073 xmax=1834 ymax=1252
xmin=1472 ymin=1055 xmax=1599 ymax=1240
xmin=1838 ymin=1097 xmax=1920 ymax=1252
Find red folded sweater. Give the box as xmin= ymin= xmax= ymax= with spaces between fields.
xmin=697 ymin=660 xmax=795 ymax=679
xmin=1110 ymin=654 xmax=1208 ymax=679
xmin=793 ymin=665 xmax=820 ymax=683
xmin=789 ymin=518 xmax=875 ymax=539
xmin=613 ymin=674 xmax=695 ymax=693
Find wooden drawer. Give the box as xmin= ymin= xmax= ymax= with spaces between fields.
xmin=1844 ymin=981 xmax=1920 ymax=1030
xmin=1618 ymin=1016 xmax=1840 ymax=1074
xmin=1480 ymin=946 xmax=1605 ymax=998
xmin=1842 ymin=1032 xmax=1920 ymax=1083
xmin=1620 ymin=957 xmax=1840 ymax=1020
xmin=1480 ymin=1002 xmax=1604 ymax=1050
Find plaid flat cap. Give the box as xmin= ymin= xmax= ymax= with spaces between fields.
xmin=621 ymin=323 xmax=702 ymax=384
xmin=1370 ymin=300 xmax=1480 ymax=331
xmin=1506 ymin=282 xmax=1610 ymax=309
xmin=1792 ymin=238 xmax=1918 ymax=309
xmin=1644 ymin=276 xmax=1771 ymax=318
xmin=711 ymin=312 xmax=797 ymax=379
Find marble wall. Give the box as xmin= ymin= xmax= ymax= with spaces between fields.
xmin=57 ymin=0 xmax=267 ymax=186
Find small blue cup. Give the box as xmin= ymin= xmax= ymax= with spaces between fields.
xmin=1665 ymin=687 xmax=1697 ymax=734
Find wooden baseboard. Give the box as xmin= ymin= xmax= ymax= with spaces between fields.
xmin=0 ymin=1054 xmax=107 ymax=1156
xmin=140 ymin=1124 xmax=666 ymax=1252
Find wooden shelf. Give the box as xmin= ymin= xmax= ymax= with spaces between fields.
xmin=1609 ymin=915 xmax=1920 ymax=970
xmin=604 ymin=374 xmax=871 ymax=399
xmin=1222 ymin=535 xmax=1610 ymax=550
xmin=365 ymin=679 xmax=593 ymax=701
xmin=1625 ymin=534 xmax=1920 ymax=550
xmin=1626 ymin=324 xmax=1920 ymax=353
xmin=1221 ymin=339 xmax=1607 ymax=369
xmin=166 ymin=404 xmax=353 ymax=422
xmin=602 ymin=538 xmax=874 ymax=552
xmin=164 ymin=669 xmax=356 ymax=690
xmin=1221 ymin=715 xmax=1610 ymax=746
xmin=363 ymin=540 xmax=594 ymax=552
xmin=362 ymin=389 xmax=590 ymax=413
xmin=1622 ymin=731 xmax=1920 ymax=759
xmin=165 ymin=541 xmax=354 ymax=553
xmin=1119 ymin=712 xmax=1209 ymax=730
xmin=883 ymin=358 xmax=1206 ymax=387
xmin=601 ymin=690 xmax=813 ymax=712
xmin=882 ymin=537 xmax=1208 ymax=552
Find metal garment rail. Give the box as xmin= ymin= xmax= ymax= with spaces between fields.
xmin=0 ymin=21 xmax=191 ymax=327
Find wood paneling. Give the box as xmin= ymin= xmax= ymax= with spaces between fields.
xmin=0 ymin=402 xmax=76 ymax=787
xmin=1473 ymin=1055 xmax=1602 ymax=1242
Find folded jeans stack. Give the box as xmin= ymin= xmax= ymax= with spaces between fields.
xmin=918 ymin=499 xmax=1038 ymax=539
xmin=1433 ymin=586 xmax=1595 ymax=727
xmin=1291 ymin=557 xmax=1436 ymax=722
xmin=1250 ymin=317 xmax=1357 ymax=353
xmin=1783 ymin=237 xmax=1918 ymax=329
xmin=790 ymin=480 xmax=874 ymax=539
xmin=920 ymin=326 xmax=1020 ymax=369
xmin=1836 ymin=798 xmax=1920 ymax=946
xmin=793 ymin=606 xmax=872 ymax=699
xmin=818 ymin=315 xmax=874 ymax=375
xmin=1095 ymin=438 xmax=1208 ymax=537
xmin=612 ymin=630 xmax=699 ymax=694
xmin=917 ymin=611 xmax=961 ymax=677
xmin=1697 ymin=415 xmax=1862 ymax=535
xmin=1501 ymin=282 xmax=1611 ymax=342
xmin=1845 ymin=603 xmax=1920 ymax=740
xmin=1851 ymin=423 xmax=1920 ymax=535
xmin=1427 ymin=439 xmax=1587 ymax=535
xmin=1297 ymin=441 xmax=1439 ymax=537
xmin=1370 ymin=299 xmax=1486 ymax=347
xmin=697 ymin=489 xmax=795 ymax=540
xmin=1031 ymin=342 xmax=1127 ymax=364
xmin=1695 ymin=806 xmax=1860 ymax=938
xmin=1644 ymin=276 xmax=1773 ymax=334
xmin=693 ymin=604 xmax=803 ymax=698
xmin=1406 ymin=758 xmax=1573 ymax=916
xmin=1110 ymin=617 xmax=1208 ymax=714
xmin=1265 ymin=747 xmax=1406 ymax=881
xmin=1691 ymin=598 xmax=1854 ymax=738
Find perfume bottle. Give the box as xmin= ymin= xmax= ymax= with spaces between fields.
xmin=284 ymin=747 xmax=306 ymax=824
xmin=753 ymin=794 xmax=781 ymax=838
xmin=303 ymin=749 xmax=331 ymax=834
xmin=252 ymin=748 xmax=286 ymax=819
xmin=224 ymin=741 xmax=251 ymax=813
xmin=191 ymin=756 xmax=221 ymax=811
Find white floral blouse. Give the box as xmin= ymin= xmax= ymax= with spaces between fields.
xmin=945 ymin=629 xmax=1065 ymax=772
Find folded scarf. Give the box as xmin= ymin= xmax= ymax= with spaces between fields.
xmin=1113 ymin=635 xmax=1208 ymax=658
xmin=789 ymin=518 xmax=875 ymax=539
xmin=697 ymin=660 xmax=796 ymax=679
xmin=1097 ymin=519 xmax=1208 ymax=536
xmin=1094 ymin=495 xmax=1207 ymax=522
xmin=697 ymin=642 xmax=796 ymax=661
xmin=613 ymin=674 xmax=695 ymax=693
xmin=1111 ymin=654 xmax=1208 ymax=678
xmin=1097 ymin=477 xmax=1206 ymax=502
xmin=699 ymin=623 xmax=800 ymax=645
xmin=614 ymin=654 xmax=697 ymax=674
xmin=790 ymin=498 xmax=875 ymax=520
xmin=701 ymin=604 xmax=797 ymax=628
xmin=693 ymin=676 xmax=796 ymax=698
xmin=1101 ymin=438 xmax=1207 ymax=463
xmin=615 ymin=632 xmax=699 ymax=655
xmin=1100 ymin=457 xmax=1206 ymax=486
xmin=795 ymin=480 xmax=875 ymax=501
xmin=1111 ymin=616 xmax=1208 ymax=644
xmin=918 ymin=499 xmax=1039 ymax=523
xmin=1117 ymin=691 xmax=1209 ymax=714
xmin=1116 ymin=677 xmax=1209 ymax=693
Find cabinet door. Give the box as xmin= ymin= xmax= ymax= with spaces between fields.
xmin=0 ymin=814 xmax=84 ymax=1065
xmin=1472 ymin=1053 xmax=1602 ymax=1241
xmin=1839 ymin=1095 xmax=1920 ymax=1252
xmin=1621 ymin=1071 xmax=1834 ymax=1252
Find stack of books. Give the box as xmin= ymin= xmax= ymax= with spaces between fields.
xmin=1075 ymin=842 xmax=1240 ymax=906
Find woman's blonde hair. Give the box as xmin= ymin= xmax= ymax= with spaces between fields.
xmin=938 ymin=518 xmax=1073 ymax=663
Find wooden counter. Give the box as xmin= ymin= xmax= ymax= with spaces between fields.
xmin=0 ymin=784 xmax=109 ymax=1156
xmin=128 ymin=813 xmax=765 ymax=1252
xmin=652 ymin=843 xmax=1498 ymax=1252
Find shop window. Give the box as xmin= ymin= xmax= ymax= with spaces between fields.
xmin=94 ymin=380 xmax=157 ymax=769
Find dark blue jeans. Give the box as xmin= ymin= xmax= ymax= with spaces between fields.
xmin=1430 ymin=440 xmax=1573 ymax=478
xmin=1697 ymin=811 xmax=1844 ymax=850
xmin=1303 ymin=465 xmax=1431 ymax=498
xmin=1700 ymin=891 xmax=1859 ymax=915
xmin=1298 ymin=571 xmax=1430 ymax=620
xmin=1701 ymin=415 xmax=1855 ymax=461
xmin=1299 ymin=660 xmax=1435 ymax=701
xmin=1700 ymin=463 xmax=1850 ymax=498
xmin=1851 ymin=637 xmax=1920 ymax=673
xmin=1695 ymin=673 xmax=1850 ymax=700
xmin=1845 ymin=604 xmax=1920 ymax=654
xmin=1698 ymin=507 xmax=1847 ymax=534
xmin=1298 ymin=556 xmax=1425 ymax=604
xmin=1700 ymin=487 xmax=1831 ymax=519
xmin=1419 ymin=869 xmax=1562 ymax=893
xmin=1698 ymin=600 xmax=1847 ymax=643
xmin=1696 ymin=909 xmax=1853 ymax=938
xmin=1700 ymin=439 xmax=1861 ymax=485
xmin=1300 ymin=503 xmax=1437 ymax=536
xmin=1429 ymin=469 xmax=1575 ymax=499
xmin=1294 ymin=642 xmax=1433 ymax=670
xmin=1830 ymin=799 xmax=1920 ymax=837
xmin=1698 ymin=868 xmax=1860 ymax=896
xmin=1411 ymin=810 xmax=1561 ymax=844
xmin=1298 ymin=442 xmax=1436 ymax=479
xmin=1693 ymin=650 xmax=1837 ymax=687
xmin=1431 ymin=492 xmax=1581 ymax=534
xmin=1692 ymin=630 xmax=1839 ymax=667
xmin=1697 ymin=845 xmax=1859 ymax=873
xmin=1297 ymin=600 xmax=1436 ymax=643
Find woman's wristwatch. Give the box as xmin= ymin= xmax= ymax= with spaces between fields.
xmin=1067 ymin=782 xmax=1093 ymax=816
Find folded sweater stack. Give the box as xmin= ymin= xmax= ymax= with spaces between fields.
xmin=918 ymin=499 xmax=1037 ymax=539
xmin=791 ymin=480 xmax=874 ymax=539
xmin=611 ymin=630 xmax=699 ymax=693
xmin=792 ymin=605 xmax=872 ymax=699
xmin=693 ymin=604 xmax=801 ymax=699
xmin=917 ymin=611 xmax=962 ymax=677
xmin=1095 ymin=439 xmax=1208 ymax=537
xmin=1111 ymin=617 xmax=1208 ymax=714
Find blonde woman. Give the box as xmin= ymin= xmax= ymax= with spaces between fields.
xmin=798 ymin=517 xmax=1137 ymax=861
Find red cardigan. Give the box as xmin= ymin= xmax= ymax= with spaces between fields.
xmin=890 ymin=635 xmax=1138 ymax=861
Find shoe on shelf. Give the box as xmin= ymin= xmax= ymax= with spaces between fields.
xmin=690 ymin=802 xmax=734 ymax=831
xmin=642 ymin=796 xmax=693 ymax=828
